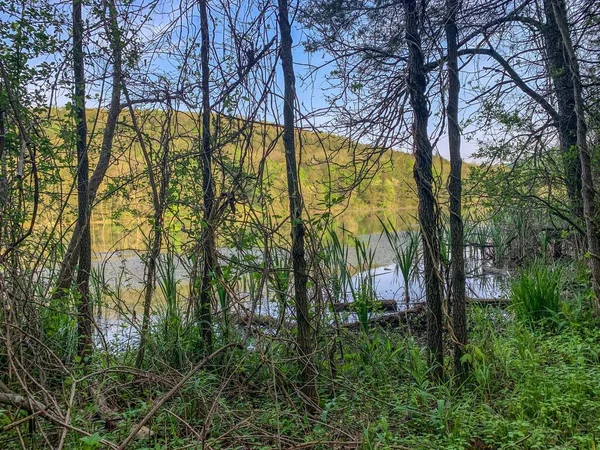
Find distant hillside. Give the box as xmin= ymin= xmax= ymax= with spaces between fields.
xmin=43 ymin=108 xmax=466 ymax=232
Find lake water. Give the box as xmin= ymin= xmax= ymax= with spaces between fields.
xmin=90 ymin=208 xmax=506 ymax=346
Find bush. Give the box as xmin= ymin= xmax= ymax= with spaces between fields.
xmin=511 ymin=262 xmax=563 ymax=325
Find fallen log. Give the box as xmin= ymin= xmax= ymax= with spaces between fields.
xmin=343 ymin=303 xmax=425 ymax=331
xmin=343 ymin=298 xmax=511 ymax=331
xmin=333 ymin=299 xmax=398 ymax=313
xmin=481 ymin=266 xmax=510 ymax=276
xmin=467 ymin=297 xmax=510 ymax=306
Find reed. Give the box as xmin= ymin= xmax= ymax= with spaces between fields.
xmin=379 ymin=218 xmax=419 ymax=309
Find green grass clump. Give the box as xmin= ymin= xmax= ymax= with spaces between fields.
xmin=511 ymin=262 xmax=563 ymax=325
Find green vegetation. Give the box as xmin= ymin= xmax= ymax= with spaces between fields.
xmin=511 ymin=262 xmax=564 ymax=326
xmin=2 ymin=0 xmax=600 ymax=448
xmin=5 ymin=298 xmax=600 ymax=449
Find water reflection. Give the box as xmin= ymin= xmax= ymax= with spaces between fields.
xmin=92 ymin=208 xmax=507 ymax=347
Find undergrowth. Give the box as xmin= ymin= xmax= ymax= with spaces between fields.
xmin=5 ymin=299 xmax=600 ymax=450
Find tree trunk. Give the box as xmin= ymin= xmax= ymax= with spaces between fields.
xmin=54 ymin=0 xmax=122 ymax=300
xmin=135 ymin=107 xmax=171 ymax=368
xmin=277 ymin=0 xmax=319 ymax=406
xmin=543 ymin=0 xmax=583 ymax=224
xmin=551 ymin=0 xmax=600 ymax=309
xmin=197 ymin=0 xmax=217 ymax=352
xmin=73 ymin=0 xmax=92 ymax=357
xmin=404 ymin=0 xmax=444 ymax=379
xmin=445 ymin=0 xmax=468 ymax=378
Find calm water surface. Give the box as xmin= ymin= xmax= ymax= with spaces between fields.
xmin=90 ymin=208 xmax=506 ymax=346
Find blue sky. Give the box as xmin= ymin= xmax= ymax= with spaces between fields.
xmin=20 ymin=0 xmax=481 ymax=161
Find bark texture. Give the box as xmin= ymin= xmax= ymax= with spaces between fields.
xmin=543 ymin=0 xmax=583 ymax=222
xmin=277 ymin=0 xmax=319 ymax=406
xmin=445 ymin=0 xmax=468 ymax=378
xmin=404 ymin=0 xmax=444 ymax=379
xmin=551 ymin=0 xmax=600 ymax=308
xmin=198 ymin=0 xmax=217 ymax=351
xmin=73 ymin=0 xmax=92 ymax=357
xmin=54 ymin=0 xmax=123 ymax=300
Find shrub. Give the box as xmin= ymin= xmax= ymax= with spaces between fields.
xmin=511 ymin=262 xmax=563 ymax=325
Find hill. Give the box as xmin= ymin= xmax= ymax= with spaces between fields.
xmin=40 ymin=108 xmax=466 ymax=247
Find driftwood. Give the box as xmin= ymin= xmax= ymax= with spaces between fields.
xmin=481 ymin=266 xmax=510 ymax=276
xmin=343 ymin=303 xmax=426 ymax=331
xmin=332 ymin=299 xmax=398 ymax=313
xmin=231 ymin=297 xmax=510 ymax=333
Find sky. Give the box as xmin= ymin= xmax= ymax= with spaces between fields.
xmin=289 ymin=19 xmax=482 ymax=161
xmin=20 ymin=0 xmax=482 ymax=161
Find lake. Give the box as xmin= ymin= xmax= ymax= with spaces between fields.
xmin=90 ymin=207 xmax=506 ymax=347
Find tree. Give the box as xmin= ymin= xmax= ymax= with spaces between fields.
xmin=53 ymin=0 xmax=123 ymax=302
xmin=550 ymin=0 xmax=600 ymax=308
xmin=542 ymin=0 xmax=582 ymax=222
xmin=73 ymin=0 xmax=92 ymax=357
xmin=301 ymin=0 xmax=447 ymax=375
xmin=445 ymin=0 xmax=468 ymax=377
xmin=277 ymin=0 xmax=319 ymax=406
xmin=404 ymin=0 xmax=444 ymax=379
xmin=450 ymin=0 xmax=587 ymax=229
xmin=196 ymin=0 xmax=220 ymax=351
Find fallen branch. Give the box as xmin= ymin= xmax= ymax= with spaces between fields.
xmin=343 ymin=304 xmax=425 ymax=330
xmin=467 ymin=297 xmax=510 ymax=306
xmin=0 ymin=391 xmax=45 ymax=412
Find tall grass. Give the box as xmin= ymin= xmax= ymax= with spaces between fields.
xmin=379 ymin=218 xmax=419 ymax=309
xmin=327 ymin=229 xmax=352 ymax=303
xmin=148 ymin=251 xmax=196 ymax=369
xmin=511 ymin=262 xmax=563 ymax=325
xmin=39 ymin=297 xmax=78 ymax=361
xmin=268 ymin=249 xmax=291 ymax=309
xmin=352 ymin=236 xmax=376 ymax=333
xmin=324 ymin=230 xmax=376 ymax=332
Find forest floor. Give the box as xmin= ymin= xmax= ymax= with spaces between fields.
xmin=4 ymin=299 xmax=599 ymax=450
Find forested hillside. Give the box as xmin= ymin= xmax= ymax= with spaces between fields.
xmin=44 ymin=108 xmax=456 ymax=225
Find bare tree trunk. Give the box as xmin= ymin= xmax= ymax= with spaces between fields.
xmin=54 ymin=0 xmax=122 ymax=300
xmin=551 ymin=0 xmax=600 ymax=309
xmin=277 ymin=0 xmax=318 ymax=406
xmin=543 ymin=0 xmax=583 ymax=224
xmin=197 ymin=0 xmax=217 ymax=352
xmin=445 ymin=0 xmax=468 ymax=378
xmin=73 ymin=0 xmax=92 ymax=357
xmin=404 ymin=0 xmax=444 ymax=379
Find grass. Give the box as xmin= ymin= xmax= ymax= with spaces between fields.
xmin=143 ymin=251 xmax=200 ymax=370
xmin=380 ymin=217 xmax=420 ymax=308
xmin=4 ymin=229 xmax=598 ymax=449
xmin=511 ymin=261 xmax=563 ymax=326
xmin=17 ymin=302 xmax=600 ymax=450
xmin=352 ymin=235 xmax=377 ymax=333
xmin=4 ymin=274 xmax=600 ymax=450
